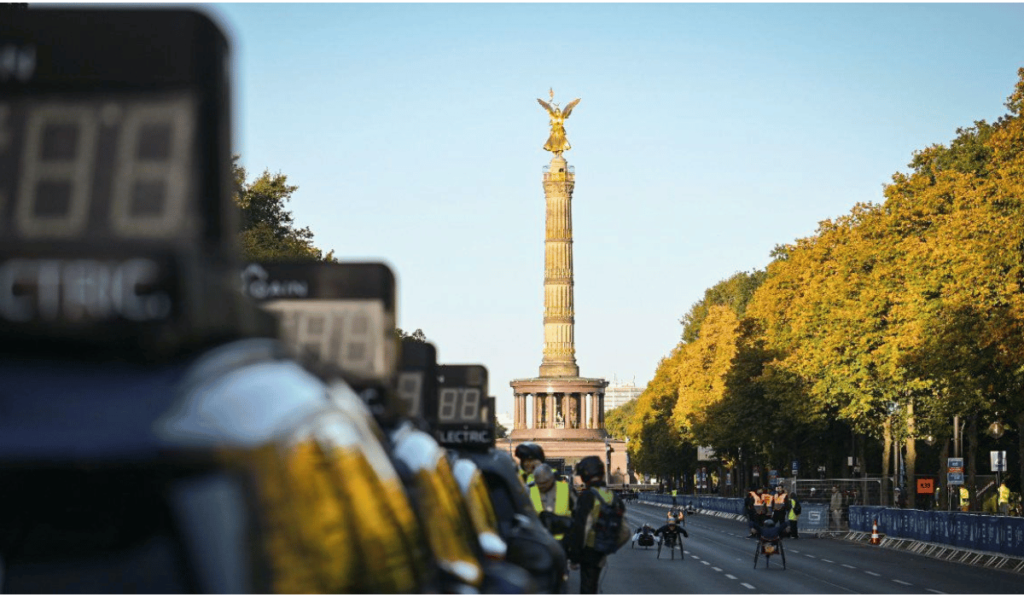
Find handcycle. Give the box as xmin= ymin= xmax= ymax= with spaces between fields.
xmin=753 ymin=532 xmax=786 ymax=569
xmin=632 ymin=528 xmax=655 ymax=549
xmin=656 ymin=532 xmax=684 ymax=561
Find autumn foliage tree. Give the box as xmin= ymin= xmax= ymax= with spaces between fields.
xmin=625 ymin=68 xmax=1024 ymax=504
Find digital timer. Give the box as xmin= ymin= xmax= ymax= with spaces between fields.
xmin=0 ymin=9 xmax=265 ymax=359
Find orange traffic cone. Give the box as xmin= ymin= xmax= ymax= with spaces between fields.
xmin=870 ymin=519 xmax=881 ymax=545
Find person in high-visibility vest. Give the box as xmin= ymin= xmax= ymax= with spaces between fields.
xmin=745 ymin=487 xmax=765 ymax=537
xmin=998 ymin=482 xmax=1011 ymax=515
xmin=772 ymin=485 xmax=789 ymax=525
xmin=787 ymin=495 xmax=801 ymax=539
xmin=530 ymin=464 xmax=575 ymax=541
xmin=514 ymin=442 xmax=545 ymax=487
xmin=959 ymin=486 xmax=970 ymax=512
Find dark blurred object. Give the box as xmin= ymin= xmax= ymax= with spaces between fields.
xmin=538 ymin=511 xmax=574 ymax=536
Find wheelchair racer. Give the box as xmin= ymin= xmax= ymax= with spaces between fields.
xmin=654 ymin=517 xmax=689 ymax=549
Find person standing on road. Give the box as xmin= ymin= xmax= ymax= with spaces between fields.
xmin=787 ymin=494 xmax=801 ymax=539
xmin=745 ymin=486 xmax=761 ymax=537
xmin=830 ymin=485 xmax=844 ymax=530
xmin=565 ymin=456 xmax=624 ymax=594
xmin=998 ymin=481 xmax=1011 ymax=515
xmin=530 ymin=463 xmax=575 ymax=541
xmin=772 ymin=484 xmax=789 ymax=526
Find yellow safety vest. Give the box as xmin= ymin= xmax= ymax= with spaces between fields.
xmin=960 ymin=487 xmax=970 ymax=503
xmin=999 ymin=484 xmax=1011 ymax=505
xmin=531 ymin=481 xmax=571 ymax=539
xmin=788 ymin=498 xmax=799 ymax=521
xmin=585 ymin=487 xmax=616 ymax=549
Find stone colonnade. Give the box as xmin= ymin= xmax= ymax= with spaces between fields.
xmin=512 ymin=390 xmax=606 ymax=430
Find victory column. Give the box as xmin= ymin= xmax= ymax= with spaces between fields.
xmin=510 ymin=91 xmax=627 ymax=484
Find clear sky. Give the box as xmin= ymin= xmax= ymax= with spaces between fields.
xmin=204 ymin=2 xmax=1024 ymax=418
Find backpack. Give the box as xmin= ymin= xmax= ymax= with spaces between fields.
xmin=792 ymin=499 xmax=802 ymax=515
xmin=586 ymin=488 xmax=628 ymax=555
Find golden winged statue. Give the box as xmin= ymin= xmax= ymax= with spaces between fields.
xmin=537 ymin=88 xmax=581 ymax=155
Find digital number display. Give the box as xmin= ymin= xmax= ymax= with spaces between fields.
xmin=434 ymin=364 xmax=489 ymax=427
xmin=244 ymin=262 xmax=398 ymax=389
xmin=437 ymin=388 xmax=484 ymax=424
xmin=397 ymin=340 xmax=438 ymax=420
xmin=0 ymin=95 xmax=196 ymax=241
xmin=262 ymin=299 xmax=388 ymax=381
xmin=0 ymin=9 xmax=244 ymax=358
xmin=432 ymin=364 xmax=495 ymax=448
xmin=396 ymin=371 xmax=424 ymax=419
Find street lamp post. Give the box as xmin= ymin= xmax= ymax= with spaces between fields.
xmin=602 ymin=438 xmax=610 ymax=485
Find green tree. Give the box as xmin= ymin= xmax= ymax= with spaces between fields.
xmin=233 ymin=156 xmax=333 ymax=262
xmin=396 ymin=328 xmax=428 ymax=343
xmin=604 ymin=399 xmax=637 ymax=441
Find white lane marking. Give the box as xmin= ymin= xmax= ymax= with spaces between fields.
xmin=712 ymin=567 xmax=723 ymax=572
xmin=842 ymin=564 xmax=856 ymax=569
xmin=926 ymin=590 xmax=945 ymax=594
xmin=701 ymin=561 xmax=710 ymax=565
xmin=741 ymin=583 xmax=756 ymax=590
xmin=691 ymin=555 xmax=700 ymax=559
xmin=894 ymin=580 xmax=912 ymax=586
xmin=725 ymin=574 xmax=737 ymax=580
xmin=805 ymin=554 xmax=816 ymax=558
xmin=789 ymin=549 xmax=800 ymax=554
xmin=865 ymin=571 xmax=881 ymax=577
xmin=822 ymin=558 xmax=835 ymax=563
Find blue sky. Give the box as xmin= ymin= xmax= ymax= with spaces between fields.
xmin=205 ymin=2 xmax=1024 ymax=418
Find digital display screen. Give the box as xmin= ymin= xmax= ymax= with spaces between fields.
xmin=0 ymin=94 xmax=196 ymax=242
xmin=0 ymin=9 xmax=242 ymax=357
xmin=262 ymin=299 xmax=389 ymax=381
xmin=244 ymin=262 xmax=398 ymax=387
xmin=435 ymin=365 xmax=489 ymax=425
xmin=437 ymin=388 xmax=485 ymax=424
xmin=396 ymin=340 xmax=438 ymax=420
xmin=433 ymin=365 xmax=494 ymax=448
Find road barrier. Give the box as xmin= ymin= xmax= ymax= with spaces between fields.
xmin=638 ymin=493 xmax=832 ymax=533
xmin=849 ymin=506 xmax=1024 ymax=557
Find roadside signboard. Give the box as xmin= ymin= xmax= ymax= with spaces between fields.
xmin=948 ymin=457 xmax=965 ymax=486
xmin=991 ymin=451 xmax=1007 ymax=473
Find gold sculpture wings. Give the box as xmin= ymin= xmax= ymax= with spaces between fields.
xmin=537 ymin=93 xmax=581 ymax=155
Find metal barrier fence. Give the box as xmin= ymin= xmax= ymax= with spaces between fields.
xmin=850 ymin=506 xmax=1024 ymax=558
xmin=639 ymin=492 xmax=1024 ymax=553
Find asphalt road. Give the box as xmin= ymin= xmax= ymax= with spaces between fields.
xmin=566 ymin=501 xmax=1022 ymax=594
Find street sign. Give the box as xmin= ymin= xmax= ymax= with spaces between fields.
xmin=948 ymin=472 xmax=964 ymax=485
xmin=948 ymin=457 xmax=964 ymax=470
xmin=991 ymin=451 xmax=1007 ymax=472
xmin=917 ymin=478 xmax=935 ymax=494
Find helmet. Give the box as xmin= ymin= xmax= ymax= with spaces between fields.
xmin=574 ymin=456 xmax=605 ymax=482
xmin=514 ymin=442 xmax=545 ymax=462
xmin=763 ymin=519 xmax=776 ymax=528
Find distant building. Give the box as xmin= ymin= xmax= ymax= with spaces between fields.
xmin=603 ymin=378 xmax=644 ymax=412
xmin=497 ymin=411 xmax=514 ymax=433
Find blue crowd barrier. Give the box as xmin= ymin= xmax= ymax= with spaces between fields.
xmin=850 ymin=506 xmax=1024 ymax=557
xmin=801 ymin=504 xmax=830 ymax=533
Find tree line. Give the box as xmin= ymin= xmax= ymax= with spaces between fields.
xmin=611 ymin=68 xmax=1024 ymax=509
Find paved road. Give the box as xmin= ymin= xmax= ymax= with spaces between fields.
xmin=566 ymin=502 xmax=1022 ymax=593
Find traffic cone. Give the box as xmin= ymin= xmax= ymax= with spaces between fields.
xmin=870 ymin=519 xmax=881 ymax=545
